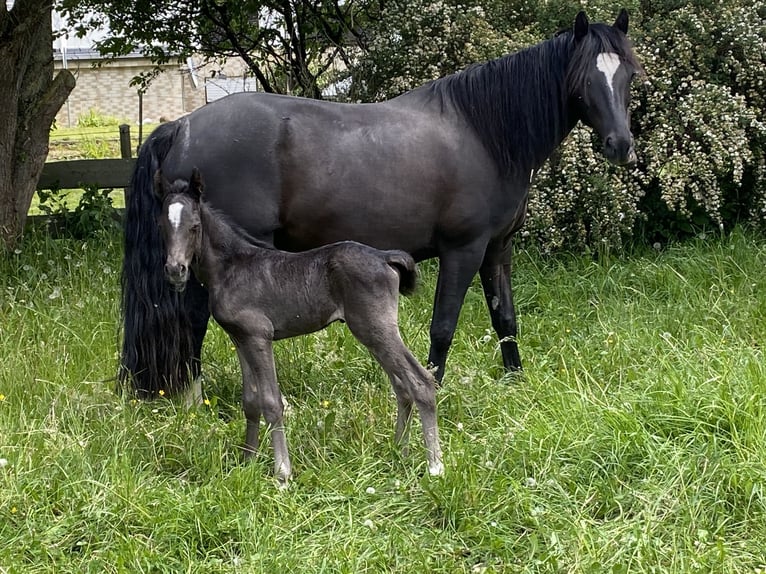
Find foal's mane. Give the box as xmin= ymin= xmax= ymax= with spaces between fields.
xmin=199 ymin=200 xmax=275 ymax=255
xmin=422 ymin=23 xmax=640 ymax=177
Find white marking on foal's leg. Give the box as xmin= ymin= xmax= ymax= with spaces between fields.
xmin=596 ymin=52 xmax=621 ymax=96
xmin=168 ymin=202 xmax=184 ymax=229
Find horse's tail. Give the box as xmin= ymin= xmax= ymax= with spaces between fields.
xmin=119 ymin=121 xmax=197 ymax=399
xmin=385 ymin=250 xmax=418 ymax=296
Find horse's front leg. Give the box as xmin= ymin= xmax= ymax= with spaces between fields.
xmin=181 ymin=274 xmax=210 ymax=407
xmin=479 ymin=245 xmax=522 ymax=372
xmin=235 ymin=345 xmax=261 ymax=457
xmin=237 ymin=335 xmax=292 ymax=485
xmin=427 ymin=241 xmax=488 ymax=384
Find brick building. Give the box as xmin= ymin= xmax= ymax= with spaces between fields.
xmin=53 ymin=49 xmax=208 ymax=128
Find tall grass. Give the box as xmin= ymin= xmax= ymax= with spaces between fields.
xmin=1 ymin=229 xmax=765 ymax=572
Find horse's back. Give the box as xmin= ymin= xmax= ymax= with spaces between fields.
xmin=157 ymin=91 xmax=505 ymax=253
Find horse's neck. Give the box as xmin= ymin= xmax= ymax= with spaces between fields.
xmin=196 ymin=202 xmax=255 ymax=285
xmin=416 ymin=34 xmax=578 ymax=177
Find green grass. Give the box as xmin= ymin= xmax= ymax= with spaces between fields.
xmin=1 ymin=229 xmax=765 ymax=572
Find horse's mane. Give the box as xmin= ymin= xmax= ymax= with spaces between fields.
xmin=421 ymin=23 xmax=640 ymax=178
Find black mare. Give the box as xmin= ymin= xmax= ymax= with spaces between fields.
xmin=156 ymin=169 xmax=443 ymax=483
xmin=121 ymin=10 xmax=641 ymax=397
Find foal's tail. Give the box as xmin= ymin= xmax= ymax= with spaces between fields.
xmin=119 ymin=121 xmax=198 ymax=398
xmin=385 ymin=250 xmax=418 ymax=296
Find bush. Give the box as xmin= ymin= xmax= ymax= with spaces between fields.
xmin=37 ymin=185 xmax=121 ymax=238
xmin=77 ymin=108 xmax=127 ymax=128
xmin=350 ymin=0 xmax=766 ymax=250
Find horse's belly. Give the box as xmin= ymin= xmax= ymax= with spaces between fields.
xmin=272 ymin=308 xmax=343 ymax=340
xmin=277 ymin=194 xmax=440 ymax=255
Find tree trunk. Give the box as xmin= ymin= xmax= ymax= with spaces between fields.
xmin=0 ymin=1 xmax=75 ymax=251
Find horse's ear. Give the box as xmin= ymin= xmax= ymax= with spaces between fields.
xmin=189 ymin=167 xmax=204 ymax=200
xmin=574 ymin=11 xmax=589 ymax=42
xmin=614 ymin=8 xmax=629 ymax=34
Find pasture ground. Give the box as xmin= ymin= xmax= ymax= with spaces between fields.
xmin=1 ymin=228 xmax=765 ymax=573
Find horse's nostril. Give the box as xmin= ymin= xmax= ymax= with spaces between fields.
xmin=164 ymin=262 xmax=187 ymax=277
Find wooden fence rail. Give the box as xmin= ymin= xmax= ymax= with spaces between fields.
xmin=38 ymin=158 xmax=136 ymax=191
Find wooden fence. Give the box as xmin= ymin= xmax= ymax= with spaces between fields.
xmin=38 ymin=123 xmax=136 ymax=193
xmin=29 ymin=125 xmax=137 ymax=230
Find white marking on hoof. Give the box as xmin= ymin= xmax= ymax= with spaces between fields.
xmin=596 ymin=52 xmax=621 ymax=96
xmin=429 ymin=461 xmax=445 ymax=477
xmin=168 ymin=202 xmax=184 ymax=229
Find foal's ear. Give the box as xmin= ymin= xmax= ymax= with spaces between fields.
xmin=189 ymin=167 xmax=204 ymax=200
xmin=574 ymin=10 xmax=589 ymax=42
xmin=614 ymin=8 xmax=629 ymax=34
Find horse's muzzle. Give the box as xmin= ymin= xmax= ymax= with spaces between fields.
xmin=164 ymin=263 xmax=189 ymax=292
xmin=604 ymin=134 xmax=637 ymax=167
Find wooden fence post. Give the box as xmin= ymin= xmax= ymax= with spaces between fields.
xmin=119 ymin=124 xmax=132 ymax=207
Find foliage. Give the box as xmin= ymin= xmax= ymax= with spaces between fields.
xmin=350 ymin=0 xmax=515 ymax=101
xmin=36 ymin=185 xmax=121 ymax=239
xmin=350 ymin=0 xmax=766 ymax=250
xmin=2 ymin=228 xmax=766 ymax=571
xmin=57 ymin=0 xmax=371 ymax=98
xmin=76 ymin=107 xmax=126 ymax=128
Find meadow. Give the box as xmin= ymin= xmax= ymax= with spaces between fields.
xmin=1 ymin=227 xmax=765 ymax=573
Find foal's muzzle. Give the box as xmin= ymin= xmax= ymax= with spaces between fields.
xmin=164 ymin=262 xmax=189 ymax=292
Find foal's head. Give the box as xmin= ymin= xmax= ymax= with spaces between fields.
xmin=155 ymin=168 xmax=204 ymax=292
xmin=567 ymin=9 xmax=642 ymax=166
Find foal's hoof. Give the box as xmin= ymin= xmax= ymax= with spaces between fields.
xmin=428 ymin=461 xmax=445 ymax=477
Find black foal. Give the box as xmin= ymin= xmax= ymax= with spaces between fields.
xmin=155 ymin=169 xmax=443 ymax=484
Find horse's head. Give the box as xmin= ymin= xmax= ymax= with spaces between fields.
xmin=568 ymin=9 xmax=641 ymax=166
xmin=154 ymin=168 xmax=204 ymax=292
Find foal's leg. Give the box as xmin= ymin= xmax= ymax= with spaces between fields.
xmin=234 ymin=345 xmax=260 ymax=457
xmin=479 ymin=246 xmax=522 ymax=372
xmin=347 ymin=311 xmax=443 ymax=476
xmin=428 ymin=242 xmax=488 ymax=383
xmin=237 ymin=335 xmax=292 ymax=484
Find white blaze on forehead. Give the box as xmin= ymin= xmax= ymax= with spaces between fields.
xmin=168 ymin=202 xmax=184 ymax=229
xmin=596 ymin=52 xmax=621 ymax=96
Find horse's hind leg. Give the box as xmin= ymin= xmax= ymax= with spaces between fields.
xmin=348 ymin=314 xmax=443 ymax=476
xmin=479 ymin=247 xmax=522 ymax=372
